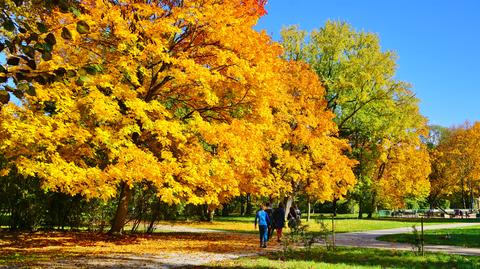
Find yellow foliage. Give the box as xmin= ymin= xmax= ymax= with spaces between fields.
xmin=0 ymin=0 xmax=355 ymax=207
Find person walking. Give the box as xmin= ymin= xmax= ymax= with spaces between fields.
xmin=272 ymin=203 xmax=286 ymax=242
xmin=287 ymin=204 xmax=298 ymax=229
xmin=264 ymin=202 xmax=274 ymax=240
xmin=254 ymin=204 xmax=270 ymax=248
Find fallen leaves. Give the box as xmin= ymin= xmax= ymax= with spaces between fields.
xmin=0 ymin=230 xmax=280 ymax=266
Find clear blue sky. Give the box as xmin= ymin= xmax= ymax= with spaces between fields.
xmin=256 ymin=0 xmax=480 ymax=128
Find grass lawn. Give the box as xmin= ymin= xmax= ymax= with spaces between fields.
xmin=377 ymin=225 xmax=480 ymax=248
xmin=157 ymin=214 xmax=478 ymax=235
xmin=210 ymin=246 xmax=480 ymax=269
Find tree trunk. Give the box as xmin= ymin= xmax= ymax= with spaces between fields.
xmin=307 ymin=202 xmax=311 ymax=222
xmin=367 ymin=192 xmax=376 ymax=219
xmin=285 ymin=196 xmax=293 ymax=220
xmin=332 ymin=198 xmax=338 ymax=217
xmin=147 ymin=200 xmax=161 ymax=234
xmin=240 ymin=195 xmax=245 ymax=216
xmin=245 ymin=193 xmax=253 ymax=215
xmin=201 ymin=204 xmax=208 ymax=221
xmin=208 ymin=209 xmax=215 ymax=222
xmin=109 ymin=182 xmax=132 ymax=234
xmin=469 ymin=180 xmax=474 ymax=210
xmin=358 ymin=200 xmax=363 ymax=219
xmin=461 ymin=177 xmax=467 ymax=209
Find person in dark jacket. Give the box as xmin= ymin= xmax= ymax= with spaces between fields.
xmin=272 ymin=203 xmax=286 ymax=242
xmin=254 ymin=204 xmax=270 ymax=248
xmin=287 ymin=204 xmax=297 ymax=229
xmin=264 ymin=202 xmax=274 ymax=240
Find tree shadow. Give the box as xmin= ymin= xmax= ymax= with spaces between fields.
xmin=0 ymin=231 xmax=142 ymax=248
xmin=379 ymin=227 xmax=480 ymax=248
xmin=267 ymin=247 xmax=480 ymax=269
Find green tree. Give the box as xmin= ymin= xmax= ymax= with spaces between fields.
xmin=281 ymin=21 xmax=430 ymax=217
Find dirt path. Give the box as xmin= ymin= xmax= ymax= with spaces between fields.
xmin=331 ymin=222 xmax=480 ymax=255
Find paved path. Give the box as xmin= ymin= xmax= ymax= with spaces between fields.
xmin=330 ymin=222 xmax=480 ymax=255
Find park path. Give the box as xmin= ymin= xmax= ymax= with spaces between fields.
xmin=331 ymin=222 xmax=480 ymax=255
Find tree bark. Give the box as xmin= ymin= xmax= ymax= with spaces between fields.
xmin=469 ymin=180 xmax=474 ymax=210
xmin=240 ymin=195 xmax=246 ymax=216
xmin=285 ymin=196 xmax=293 ymax=220
xmin=461 ymin=177 xmax=467 ymax=209
xmin=208 ymin=209 xmax=215 ymax=222
xmin=109 ymin=182 xmax=132 ymax=234
xmin=245 ymin=193 xmax=253 ymax=215
xmin=332 ymin=198 xmax=338 ymax=217
xmin=307 ymin=202 xmax=311 ymax=222
xmin=358 ymin=199 xmax=363 ymax=219
xmin=147 ymin=200 xmax=162 ymax=234
xmin=367 ymin=191 xmax=377 ymax=219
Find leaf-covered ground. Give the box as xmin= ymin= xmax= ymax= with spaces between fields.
xmin=0 ymin=231 xmax=280 ymax=267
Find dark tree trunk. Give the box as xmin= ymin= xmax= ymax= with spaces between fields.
xmin=246 ymin=193 xmax=253 ymax=215
xmin=109 ymin=182 xmax=132 ymax=234
xmin=461 ymin=177 xmax=467 ymax=209
xmin=240 ymin=195 xmax=246 ymax=216
xmin=147 ymin=200 xmax=162 ymax=234
xmin=358 ymin=200 xmax=363 ymax=219
xmin=332 ymin=198 xmax=338 ymax=217
xmin=367 ymin=193 xmax=376 ymax=219
xmin=469 ymin=180 xmax=474 ymax=210
xmin=307 ymin=202 xmax=311 ymax=222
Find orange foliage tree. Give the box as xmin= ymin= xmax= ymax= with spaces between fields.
xmin=429 ymin=123 xmax=480 ymax=209
xmin=0 ymin=0 xmax=355 ymax=232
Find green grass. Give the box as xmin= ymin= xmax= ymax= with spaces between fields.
xmin=378 ymin=225 xmax=480 ymax=248
xmin=182 ymin=214 xmax=477 ymax=235
xmin=210 ymin=246 xmax=480 ymax=269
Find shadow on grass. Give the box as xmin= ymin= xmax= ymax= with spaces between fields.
xmin=0 ymin=231 xmax=142 ymax=249
xmin=271 ymin=247 xmax=480 ymax=269
xmin=378 ymin=227 xmax=480 ymax=248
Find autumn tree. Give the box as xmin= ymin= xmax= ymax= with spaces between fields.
xmin=281 ymin=21 xmax=431 ymax=216
xmin=0 ymin=1 xmax=356 ymax=232
xmin=429 ymin=123 xmax=480 ymax=209
xmin=261 ymin=61 xmax=357 ymax=211
xmin=0 ymin=0 xmax=282 ymax=233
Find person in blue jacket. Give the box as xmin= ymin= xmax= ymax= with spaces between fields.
xmin=254 ymin=204 xmax=270 ymax=248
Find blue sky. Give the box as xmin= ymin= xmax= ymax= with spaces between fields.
xmin=256 ymin=0 xmax=480 ymax=127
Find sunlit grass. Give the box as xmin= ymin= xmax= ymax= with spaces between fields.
xmin=158 ymin=214 xmax=467 ymax=234
xmin=378 ymin=225 xmax=480 ymax=248
xmin=212 ymin=246 xmax=480 ymax=269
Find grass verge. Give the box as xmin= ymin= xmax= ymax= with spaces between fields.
xmin=210 ymin=246 xmax=480 ymax=269
xmin=377 ymin=225 xmax=480 ymax=248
